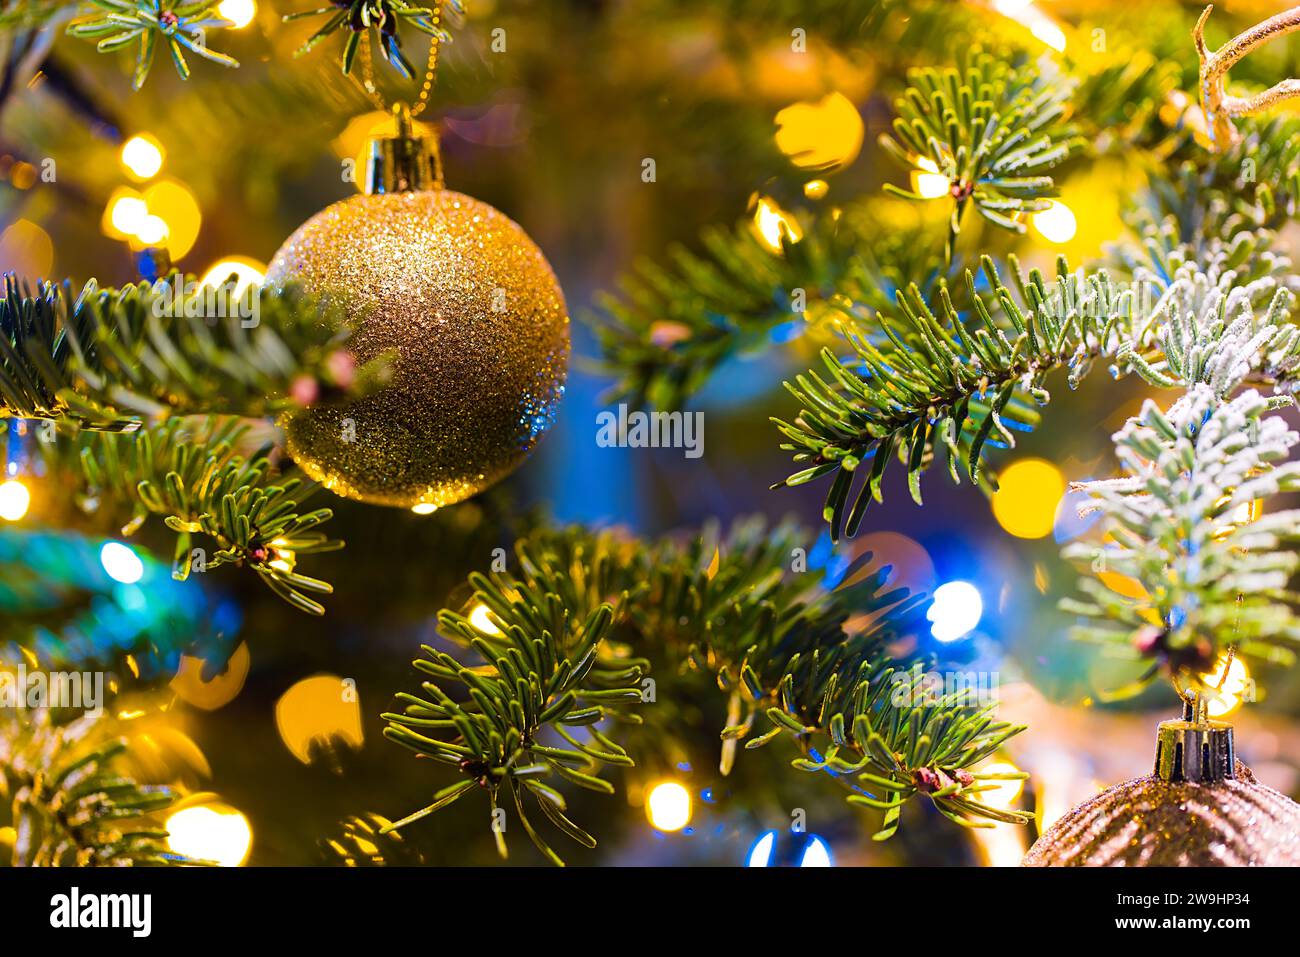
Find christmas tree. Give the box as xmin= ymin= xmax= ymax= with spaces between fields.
xmin=4 ymin=0 xmax=1300 ymax=873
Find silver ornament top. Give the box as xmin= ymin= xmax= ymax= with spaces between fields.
xmin=1154 ymin=697 xmax=1235 ymax=783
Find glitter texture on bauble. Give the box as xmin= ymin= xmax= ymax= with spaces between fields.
xmin=1024 ymin=761 xmax=1300 ymax=866
xmin=265 ymin=188 xmax=569 ymax=509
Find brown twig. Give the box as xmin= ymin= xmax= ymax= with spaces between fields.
xmin=1195 ymin=4 xmax=1300 ymax=150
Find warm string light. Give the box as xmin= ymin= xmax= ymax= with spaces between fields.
xmin=1200 ymin=653 xmax=1251 ymax=718
xmin=217 ymin=0 xmax=256 ymax=29
xmin=910 ymin=156 xmax=951 ymax=199
xmin=988 ymin=0 xmax=1066 ymax=53
xmin=970 ymin=761 xmax=1029 ymax=866
xmin=468 ymin=602 xmax=504 ymax=636
xmin=0 ymin=478 xmax=30 ymax=521
xmin=1031 ymin=200 xmax=1077 ymax=243
xmin=200 ymin=257 xmax=266 ymax=298
xmin=103 ymin=133 xmax=206 ymax=259
xmin=991 ymin=458 xmax=1067 ymax=539
xmin=120 ymin=134 xmax=163 ymax=180
xmin=751 ymin=196 xmax=803 ymax=254
xmin=165 ymin=804 xmax=253 ymax=866
xmin=646 ymin=781 xmax=692 ymax=832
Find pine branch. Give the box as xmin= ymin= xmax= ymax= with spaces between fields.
xmin=1062 ymin=257 xmax=1300 ymax=692
xmin=878 ymin=49 xmax=1083 ymax=260
xmin=382 ymin=519 xmax=1028 ymax=863
xmin=0 ymin=703 xmax=198 ymax=866
xmin=1062 ymin=386 xmax=1300 ymax=692
xmin=766 ymin=661 xmax=1030 ymax=838
xmin=0 ymin=273 xmax=388 ymax=432
xmin=66 ymin=0 xmax=238 ymax=90
xmin=588 ymin=206 xmax=951 ymax=410
xmin=381 ymin=544 xmax=644 ymax=866
xmin=1136 ymin=116 xmax=1300 ymax=242
xmin=60 ymin=417 xmax=343 ymax=615
xmin=284 ymin=0 xmax=461 ymax=79
xmin=773 ymin=255 xmax=1133 ymax=540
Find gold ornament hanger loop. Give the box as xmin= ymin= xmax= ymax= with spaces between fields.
xmin=1194 ymin=4 xmax=1300 ymax=150
xmin=353 ymin=3 xmax=447 ymax=194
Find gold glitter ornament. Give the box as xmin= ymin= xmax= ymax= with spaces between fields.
xmin=265 ymin=106 xmax=569 ymax=509
xmin=1025 ymin=713 xmax=1300 ymax=866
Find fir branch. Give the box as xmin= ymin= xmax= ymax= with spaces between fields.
xmin=382 ymin=519 xmax=1028 ymax=862
xmin=774 ymin=230 xmax=1300 ymax=541
xmin=1061 ymin=255 xmax=1300 ymax=692
xmin=1137 ymin=116 xmax=1300 ymax=242
xmin=66 ymin=417 xmax=343 ymax=615
xmin=767 ymin=661 xmax=1030 ymax=838
xmin=66 ymin=0 xmax=238 ymax=90
xmin=1062 ymin=386 xmax=1300 ymax=691
xmin=878 ymin=50 xmax=1083 ymax=259
xmin=772 ymin=256 xmax=1135 ymax=541
xmin=284 ymin=0 xmax=461 ymax=79
xmin=381 ymin=554 xmax=644 ymax=866
xmin=0 ymin=273 xmax=387 ymax=432
xmin=1072 ymin=46 xmax=1182 ymax=152
xmin=0 ymin=703 xmax=196 ymax=866
xmin=588 ymin=206 xmax=951 ymax=411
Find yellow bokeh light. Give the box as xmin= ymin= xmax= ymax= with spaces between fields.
xmin=0 ymin=479 xmax=31 ymax=521
xmin=217 ymin=0 xmax=256 ymax=29
xmin=468 ymin=602 xmax=504 ymax=636
xmin=8 ymin=162 xmax=36 ymax=190
xmin=774 ymin=92 xmax=865 ymax=172
xmin=991 ymin=458 xmax=1066 ymax=539
xmin=274 ymin=673 xmax=364 ymax=765
xmin=1032 ymin=201 xmax=1077 ymax=244
xmin=803 ymin=179 xmax=829 ymax=200
xmin=991 ymin=0 xmax=1067 ymax=52
xmin=1201 ymin=655 xmax=1251 ymax=718
xmin=134 ymin=214 xmax=169 ymax=246
xmin=165 ymin=805 xmax=252 ymax=866
xmin=200 ymin=256 xmax=266 ymax=298
xmin=120 ymin=134 xmax=164 ymax=180
xmin=646 ymin=780 xmax=692 ymax=832
xmin=910 ymin=157 xmax=950 ymax=200
xmin=410 ymin=502 xmax=438 ymax=515
xmin=0 ymin=219 xmax=54 ymax=277
xmin=141 ymin=179 xmax=201 ymax=259
xmin=1030 ymin=19 xmax=1067 ymax=52
xmin=978 ymin=761 xmax=1025 ymax=808
xmin=170 ymin=642 xmax=250 ymax=711
xmin=751 ymin=196 xmax=803 ymax=255
xmin=104 ymin=188 xmax=146 ymax=239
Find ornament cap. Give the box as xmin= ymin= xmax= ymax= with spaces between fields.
xmin=1154 ymin=700 xmax=1235 ymax=783
xmin=365 ymin=103 xmax=442 ymax=195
